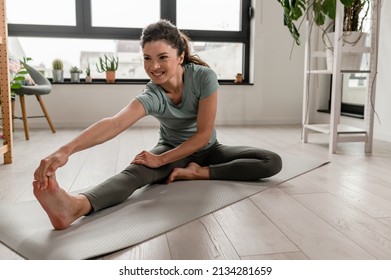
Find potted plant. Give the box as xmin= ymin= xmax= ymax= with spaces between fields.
xmin=323 ymin=0 xmax=371 ymax=70
xmin=278 ymin=0 xmax=370 ymax=70
xmin=277 ymin=0 xmax=370 ymax=45
xmin=52 ymin=58 xmax=64 ymax=83
xmin=70 ymin=66 xmax=82 ymax=83
xmin=85 ymin=63 xmax=92 ymax=83
xmin=96 ymin=54 xmax=119 ymax=83
xmin=10 ymin=57 xmax=32 ymax=98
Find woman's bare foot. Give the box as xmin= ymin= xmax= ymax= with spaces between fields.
xmin=33 ymin=174 xmax=91 ymax=230
xmin=167 ymin=162 xmax=209 ymax=183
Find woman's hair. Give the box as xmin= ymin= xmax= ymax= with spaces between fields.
xmin=140 ymin=19 xmax=209 ymax=67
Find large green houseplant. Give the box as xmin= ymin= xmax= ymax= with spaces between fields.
xmin=277 ymin=0 xmax=370 ymax=46
xmin=278 ymin=0 xmax=371 ymax=70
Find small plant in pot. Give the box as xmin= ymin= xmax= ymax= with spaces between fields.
xmin=9 ymin=57 xmax=32 ymax=99
xmin=52 ymin=58 xmax=64 ymax=83
xmin=70 ymin=66 xmax=82 ymax=83
xmin=96 ymin=54 xmax=119 ymax=83
xmin=85 ymin=63 xmax=92 ymax=83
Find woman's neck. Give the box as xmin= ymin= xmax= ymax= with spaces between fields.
xmin=160 ymin=66 xmax=184 ymax=95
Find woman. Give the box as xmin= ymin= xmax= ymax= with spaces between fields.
xmin=33 ymin=19 xmax=282 ymax=230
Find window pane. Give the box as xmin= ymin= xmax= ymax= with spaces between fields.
xmin=177 ymin=0 xmax=241 ymax=31
xmin=8 ymin=38 xmax=242 ymax=81
xmin=6 ymin=0 xmax=76 ymax=26
xmin=91 ymin=0 xmax=160 ymax=28
xmin=8 ymin=37 xmax=148 ymax=80
xmin=191 ymin=42 xmax=243 ymax=79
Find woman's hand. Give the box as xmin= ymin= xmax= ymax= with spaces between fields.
xmin=131 ymin=150 xmax=163 ymax=168
xmin=34 ymin=150 xmax=69 ymax=190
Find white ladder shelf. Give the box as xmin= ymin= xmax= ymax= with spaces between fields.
xmin=301 ymin=0 xmax=381 ymax=154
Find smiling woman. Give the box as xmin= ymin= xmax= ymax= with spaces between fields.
xmin=142 ymin=41 xmax=184 ymax=86
xmin=30 ymin=19 xmax=282 ymax=230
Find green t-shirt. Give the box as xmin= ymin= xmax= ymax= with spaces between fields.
xmin=136 ymin=63 xmax=219 ymax=151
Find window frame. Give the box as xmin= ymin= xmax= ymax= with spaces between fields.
xmin=7 ymin=0 xmax=252 ymax=83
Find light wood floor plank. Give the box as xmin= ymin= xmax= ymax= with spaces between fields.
xmin=70 ymin=163 xmax=116 ymax=192
xmin=293 ymin=193 xmax=391 ymax=259
xmin=250 ymin=187 xmax=376 ymax=259
xmin=213 ymin=198 xmax=298 ymax=257
xmin=140 ymin=127 xmax=160 ymax=149
xmin=306 ymin=173 xmax=391 ymax=218
xmin=166 ymin=214 xmax=240 ymax=260
xmin=278 ymin=175 xmax=327 ymax=195
xmin=378 ymin=218 xmax=391 ymax=227
xmin=344 ymin=175 xmax=391 ymax=203
xmin=115 ymin=127 xmax=145 ymax=172
xmin=0 ymin=172 xmax=33 ymax=202
xmin=241 ymin=252 xmax=308 ymax=260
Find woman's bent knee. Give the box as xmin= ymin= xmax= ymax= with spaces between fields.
xmin=267 ymin=152 xmax=282 ymax=177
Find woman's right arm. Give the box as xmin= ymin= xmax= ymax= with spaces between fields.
xmin=34 ymin=98 xmax=146 ymax=189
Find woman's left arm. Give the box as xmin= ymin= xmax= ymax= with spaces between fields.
xmin=132 ymin=92 xmax=217 ymax=167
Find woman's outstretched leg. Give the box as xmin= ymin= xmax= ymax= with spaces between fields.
xmin=81 ymin=145 xmax=191 ymax=213
xmin=33 ymin=174 xmax=92 ymax=230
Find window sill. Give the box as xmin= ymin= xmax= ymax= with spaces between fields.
xmin=51 ymin=79 xmax=254 ymax=86
xmin=51 ymin=79 xmax=148 ymax=85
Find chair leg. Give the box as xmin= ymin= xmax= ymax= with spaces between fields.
xmin=36 ymin=95 xmax=56 ymax=133
xmin=19 ymin=95 xmax=30 ymax=141
xmin=11 ymin=99 xmax=15 ymax=132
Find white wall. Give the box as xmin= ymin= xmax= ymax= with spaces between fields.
xmin=12 ymin=0 xmax=391 ymax=142
xmin=374 ymin=0 xmax=391 ymax=142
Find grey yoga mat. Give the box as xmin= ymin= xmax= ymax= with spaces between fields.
xmin=0 ymin=155 xmax=328 ymax=260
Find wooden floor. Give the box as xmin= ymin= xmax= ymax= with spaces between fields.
xmin=1 ymin=125 xmax=391 ymax=260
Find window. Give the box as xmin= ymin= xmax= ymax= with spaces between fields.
xmin=7 ymin=0 xmax=252 ymax=82
xmin=91 ymin=0 xmax=160 ymax=28
xmin=177 ymin=0 xmax=241 ymax=31
xmin=7 ymin=0 xmax=76 ymax=26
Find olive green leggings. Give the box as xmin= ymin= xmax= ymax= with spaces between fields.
xmin=81 ymin=141 xmax=282 ymax=213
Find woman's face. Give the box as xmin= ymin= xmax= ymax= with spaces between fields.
xmin=143 ymin=40 xmax=184 ymax=85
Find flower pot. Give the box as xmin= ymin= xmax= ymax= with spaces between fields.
xmin=234 ymin=73 xmax=243 ymax=84
xmin=324 ymin=31 xmax=369 ymax=71
xmin=85 ymin=76 xmax=92 ymax=83
xmin=105 ymin=71 xmax=116 ymax=83
xmin=70 ymin=72 xmax=80 ymax=83
xmin=52 ymin=70 xmax=64 ymax=83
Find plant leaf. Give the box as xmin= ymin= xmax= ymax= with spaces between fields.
xmin=323 ymin=0 xmax=336 ymax=19
xmin=13 ymin=76 xmax=25 ymax=81
xmin=340 ymin=0 xmax=355 ymax=7
xmin=11 ymin=83 xmax=22 ymax=90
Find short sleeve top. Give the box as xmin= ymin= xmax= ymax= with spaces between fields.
xmin=136 ymin=63 xmax=219 ymax=150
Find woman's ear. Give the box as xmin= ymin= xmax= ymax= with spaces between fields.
xmin=179 ymin=52 xmax=185 ymax=64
